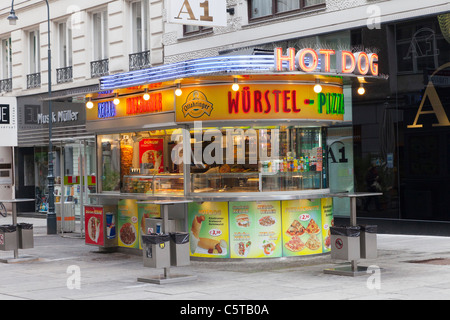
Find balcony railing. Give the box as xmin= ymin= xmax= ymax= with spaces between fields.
xmin=56 ymin=66 xmax=73 ymax=84
xmin=129 ymin=51 xmax=150 ymax=71
xmin=91 ymin=59 xmax=109 ymax=78
xmin=27 ymin=73 xmax=41 ymax=89
xmin=0 ymin=78 xmax=12 ymax=92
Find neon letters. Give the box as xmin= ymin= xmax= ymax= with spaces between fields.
xmin=274 ymin=47 xmax=379 ymax=76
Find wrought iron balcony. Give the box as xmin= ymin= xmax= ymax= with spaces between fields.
xmin=91 ymin=59 xmax=109 ymax=78
xmin=129 ymin=51 xmax=151 ymax=71
xmin=27 ymin=73 xmax=41 ymax=89
xmin=0 ymin=78 xmax=12 ymax=92
xmin=56 ymin=66 xmax=73 ymax=84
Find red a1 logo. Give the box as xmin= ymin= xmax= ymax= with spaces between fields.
xmin=168 ymin=0 xmax=227 ymax=27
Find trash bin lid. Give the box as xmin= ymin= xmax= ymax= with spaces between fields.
xmin=17 ymin=223 xmax=33 ymax=230
xmin=169 ymin=232 xmax=189 ymax=244
xmin=141 ymin=234 xmax=170 ymax=245
xmin=0 ymin=225 xmax=17 ymax=233
xmin=330 ymin=225 xmax=360 ymax=237
xmin=359 ymin=225 xmax=377 ymax=233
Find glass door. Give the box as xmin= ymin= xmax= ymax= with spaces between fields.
xmin=59 ymin=138 xmax=96 ymax=234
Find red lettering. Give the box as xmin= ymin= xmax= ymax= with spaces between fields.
xmin=254 ymin=90 xmax=262 ymax=113
xmin=242 ymin=87 xmax=251 ymax=113
xmin=283 ymin=90 xmax=291 ymax=113
xmin=228 ymin=91 xmax=240 ymax=113
xmin=292 ymin=90 xmax=300 ymax=113
xmin=264 ymin=90 xmax=271 ymax=114
xmin=273 ymin=90 xmax=281 ymax=112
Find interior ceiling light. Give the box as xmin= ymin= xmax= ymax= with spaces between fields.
xmin=175 ymin=83 xmax=182 ymax=96
xmin=232 ymin=78 xmax=240 ymax=91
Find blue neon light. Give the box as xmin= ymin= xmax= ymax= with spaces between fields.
xmin=100 ymin=55 xmax=276 ymax=90
xmin=98 ymin=101 xmax=116 ymax=119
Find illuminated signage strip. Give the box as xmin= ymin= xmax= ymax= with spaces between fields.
xmin=100 ymin=56 xmax=275 ymax=90
xmin=100 ymin=53 xmax=386 ymax=91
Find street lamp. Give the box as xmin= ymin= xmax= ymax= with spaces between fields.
xmin=8 ymin=0 xmax=56 ymax=235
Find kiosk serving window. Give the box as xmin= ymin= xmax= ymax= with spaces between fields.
xmin=190 ymin=125 xmax=327 ymax=194
xmin=98 ymin=125 xmax=328 ymax=195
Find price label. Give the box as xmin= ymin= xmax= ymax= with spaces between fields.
xmin=299 ymin=214 xmax=310 ymax=221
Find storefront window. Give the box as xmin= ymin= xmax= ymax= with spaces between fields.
xmin=190 ymin=125 xmax=327 ymax=193
xmin=100 ymin=134 xmax=120 ymax=192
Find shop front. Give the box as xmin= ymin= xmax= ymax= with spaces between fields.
xmin=16 ymin=92 xmax=97 ymax=227
xmin=86 ymin=50 xmax=384 ymax=258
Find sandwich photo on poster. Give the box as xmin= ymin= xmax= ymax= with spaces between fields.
xmin=139 ymin=138 xmax=164 ymax=173
xmin=229 ymin=201 xmax=282 ymax=258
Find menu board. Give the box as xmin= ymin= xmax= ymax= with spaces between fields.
xmin=282 ymin=199 xmax=323 ymax=256
xmin=85 ymin=206 xmax=104 ymax=246
xmin=229 ymin=201 xmax=282 ymax=258
xmin=139 ymin=138 xmax=164 ymax=173
xmin=118 ymin=199 xmax=139 ymax=249
xmin=321 ymin=197 xmax=334 ymax=253
xmin=137 ymin=202 xmax=160 ymax=249
xmin=188 ymin=202 xmax=230 ymax=258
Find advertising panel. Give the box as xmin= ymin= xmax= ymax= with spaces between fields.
xmin=282 ymin=199 xmax=323 ymax=256
xmin=229 ymin=201 xmax=282 ymax=258
xmin=175 ymin=83 xmax=344 ymax=123
xmin=321 ymin=198 xmax=334 ymax=253
xmin=118 ymin=199 xmax=139 ymax=249
xmin=85 ymin=206 xmax=105 ymax=246
xmin=137 ymin=202 xmax=160 ymax=248
xmin=188 ymin=202 xmax=230 ymax=258
xmin=139 ymin=138 xmax=164 ymax=173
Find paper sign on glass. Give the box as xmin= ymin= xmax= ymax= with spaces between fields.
xmin=168 ymin=0 xmax=227 ymax=27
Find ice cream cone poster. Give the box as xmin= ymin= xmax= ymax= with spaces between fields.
xmin=139 ymin=139 xmax=164 ymax=173
xmin=229 ymin=201 xmax=282 ymax=258
xmin=282 ymin=199 xmax=323 ymax=256
xmin=188 ymin=202 xmax=230 ymax=258
xmin=85 ymin=206 xmax=104 ymax=246
xmin=321 ymin=197 xmax=334 ymax=253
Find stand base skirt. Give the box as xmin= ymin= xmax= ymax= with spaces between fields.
xmin=138 ymin=274 xmax=197 ymax=285
xmin=323 ymin=265 xmax=371 ymax=277
xmin=0 ymin=255 xmax=39 ymax=264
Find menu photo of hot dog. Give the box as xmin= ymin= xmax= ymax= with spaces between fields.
xmin=188 ymin=202 xmax=230 ymax=258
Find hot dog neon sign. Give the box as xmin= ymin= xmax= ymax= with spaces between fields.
xmin=274 ymin=47 xmax=379 ymax=76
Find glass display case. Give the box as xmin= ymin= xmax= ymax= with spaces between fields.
xmin=191 ymin=172 xmax=260 ymax=193
xmin=122 ymin=174 xmax=184 ymax=195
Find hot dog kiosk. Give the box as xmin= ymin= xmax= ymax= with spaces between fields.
xmin=84 ymin=48 xmax=385 ymax=259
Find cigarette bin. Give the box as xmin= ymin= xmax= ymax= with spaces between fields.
xmin=0 ymin=225 xmax=17 ymax=251
xmin=330 ymin=226 xmax=361 ymax=261
xmin=141 ymin=234 xmax=170 ymax=269
xmin=17 ymin=223 xmax=34 ymax=249
xmin=169 ymin=232 xmax=190 ymax=267
xmin=359 ymin=225 xmax=377 ymax=259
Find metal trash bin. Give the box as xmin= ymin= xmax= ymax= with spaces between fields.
xmin=169 ymin=232 xmax=190 ymax=267
xmin=17 ymin=223 xmax=34 ymax=249
xmin=359 ymin=225 xmax=377 ymax=259
xmin=330 ymin=226 xmax=361 ymax=261
xmin=0 ymin=225 xmax=17 ymax=251
xmin=141 ymin=234 xmax=170 ymax=269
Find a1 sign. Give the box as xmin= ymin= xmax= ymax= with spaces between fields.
xmin=168 ymin=0 xmax=227 ymax=27
xmin=0 ymin=105 xmax=10 ymax=124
